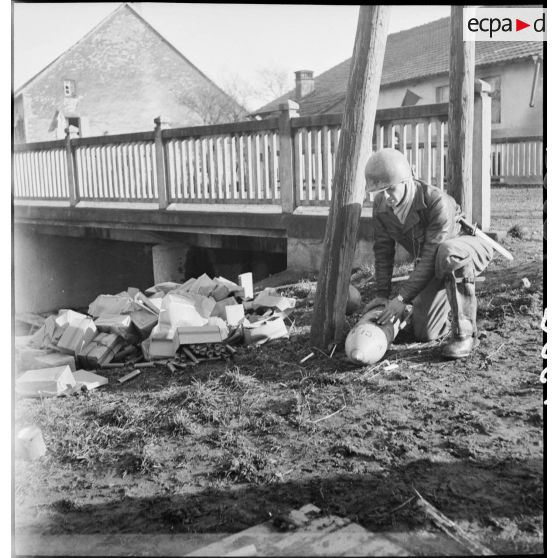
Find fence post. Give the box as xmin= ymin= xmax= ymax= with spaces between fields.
xmin=64 ymin=128 xmax=79 ymax=206
xmin=472 ymin=79 xmax=492 ymax=230
xmin=278 ymin=100 xmax=299 ymax=213
xmin=154 ymin=116 xmax=170 ymax=209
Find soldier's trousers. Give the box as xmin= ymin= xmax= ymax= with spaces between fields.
xmin=411 ymin=235 xmax=494 ymax=341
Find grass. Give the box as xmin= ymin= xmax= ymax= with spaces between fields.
xmin=14 ymin=186 xmax=544 ymax=554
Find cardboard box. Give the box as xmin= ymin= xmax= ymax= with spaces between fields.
xmin=243 ymin=317 xmax=289 ymax=346
xmin=32 ymin=352 xmax=76 ymax=372
xmin=177 ymin=325 xmax=223 ymax=345
xmin=210 ymin=296 xmax=237 ymax=320
xmin=188 ymin=273 xmax=217 ymax=296
xmin=16 ymin=365 xmax=76 ymax=397
xmin=145 ymin=282 xmax=181 ymax=295
xmin=88 ymin=294 xmax=137 ymax=318
xmin=237 ymin=273 xmax=253 ymax=300
xmin=95 ymin=314 xmax=132 ymax=336
xmin=149 ymin=325 xmax=179 ymax=358
xmin=16 ymin=426 xmax=46 ymax=460
xmin=29 ymin=315 xmax=58 ymax=348
xmin=252 ymin=291 xmax=296 ymax=312
xmin=57 ymin=318 xmax=97 ymax=356
xmin=78 ymin=333 xmax=122 ymax=369
xmin=225 ymin=304 xmax=245 ymax=327
xmin=131 ymin=309 xmax=159 ymax=338
xmin=73 ymin=370 xmax=109 ymax=390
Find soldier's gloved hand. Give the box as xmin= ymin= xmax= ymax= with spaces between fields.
xmin=377 ymin=296 xmax=406 ymax=325
xmin=362 ymin=297 xmax=389 ymax=314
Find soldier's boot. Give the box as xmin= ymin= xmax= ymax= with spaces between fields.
xmin=441 ymin=265 xmax=478 ymax=359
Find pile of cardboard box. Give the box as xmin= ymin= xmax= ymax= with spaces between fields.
xmin=15 ymin=272 xmax=296 ymax=397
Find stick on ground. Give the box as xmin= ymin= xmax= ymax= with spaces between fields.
xmin=414 ymin=489 xmax=495 ymax=556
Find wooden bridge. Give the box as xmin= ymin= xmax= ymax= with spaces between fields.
xmin=12 ymin=91 xmax=543 ymax=312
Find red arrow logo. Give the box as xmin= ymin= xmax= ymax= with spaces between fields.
xmin=516 ymin=19 xmax=530 ymax=31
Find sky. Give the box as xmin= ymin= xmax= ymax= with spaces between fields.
xmin=12 ymin=3 xmax=451 ymax=109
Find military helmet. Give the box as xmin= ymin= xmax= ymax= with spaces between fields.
xmin=365 ymin=148 xmax=413 ymax=192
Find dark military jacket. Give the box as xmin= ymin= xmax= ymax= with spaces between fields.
xmin=372 ymin=180 xmax=462 ymax=302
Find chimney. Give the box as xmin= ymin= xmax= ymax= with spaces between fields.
xmin=295 ymin=70 xmax=314 ymax=100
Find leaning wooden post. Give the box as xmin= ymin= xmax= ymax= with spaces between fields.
xmin=64 ymin=127 xmax=79 ymax=207
xmin=472 ymin=79 xmax=492 ymax=230
xmin=310 ymin=5 xmax=390 ymax=349
xmin=278 ymin=100 xmax=299 ymax=213
xmin=154 ymin=116 xmax=169 ymax=209
xmin=447 ymin=5 xmax=475 ymax=221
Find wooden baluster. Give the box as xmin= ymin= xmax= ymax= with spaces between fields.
xmin=293 ymin=130 xmax=302 ymax=205
xmin=411 ymin=123 xmax=419 ymax=178
xmin=305 ymin=129 xmax=312 ymax=202
xmin=269 ymin=132 xmax=277 ymax=201
xmin=229 ymin=135 xmax=236 ymax=199
xmin=321 ymin=126 xmax=330 ymax=203
xmin=64 ymin=128 xmax=79 ymax=205
xmin=220 ymin=136 xmax=227 ymax=200
xmin=424 ymin=120 xmax=432 ymax=183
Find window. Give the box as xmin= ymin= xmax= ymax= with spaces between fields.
xmin=401 ymin=89 xmax=421 ymax=107
xmin=481 ymin=75 xmax=501 ymax=124
xmin=66 ymin=116 xmax=81 ymax=136
xmin=436 ymin=85 xmax=449 ymax=103
xmin=63 ymin=79 xmax=76 ymax=97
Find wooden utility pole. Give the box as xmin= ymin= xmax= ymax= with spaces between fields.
xmin=447 ymin=6 xmax=475 ymax=221
xmin=310 ymin=5 xmax=390 ymax=349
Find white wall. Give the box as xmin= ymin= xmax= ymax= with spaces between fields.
xmin=377 ymin=59 xmax=543 ymax=139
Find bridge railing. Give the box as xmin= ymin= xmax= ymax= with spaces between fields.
xmin=163 ymin=119 xmax=281 ymax=205
xmin=490 ymin=135 xmax=544 ymax=184
xmin=15 ymin=93 xmax=536 ymax=219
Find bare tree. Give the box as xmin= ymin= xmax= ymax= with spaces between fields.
xmin=178 ymin=83 xmax=249 ymax=125
xmin=257 ymin=65 xmax=292 ymax=101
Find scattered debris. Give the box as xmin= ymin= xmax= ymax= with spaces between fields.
xmin=414 ymin=489 xmax=495 ymax=556
xmin=118 ymin=370 xmax=141 ymax=384
xmin=14 ymin=271 xmax=300 ymax=397
xmin=16 ymin=365 xmax=76 ymax=398
xmin=16 ymin=426 xmax=47 ymax=461
xmin=299 ymin=352 xmax=315 ymax=364
xmin=73 ymin=370 xmax=108 ymax=391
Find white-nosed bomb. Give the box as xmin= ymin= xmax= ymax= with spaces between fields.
xmin=345 ymin=308 xmax=397 ymax=365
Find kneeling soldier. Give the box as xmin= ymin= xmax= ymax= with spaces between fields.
xmin=363 ymin=148 xmax=493 ymax=358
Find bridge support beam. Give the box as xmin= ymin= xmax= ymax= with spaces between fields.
xmin=152 ymin=244 xmax=189 ymax=284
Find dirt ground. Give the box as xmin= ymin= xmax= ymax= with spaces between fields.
xmin=14 ymin=187 xmax=544 ymax=556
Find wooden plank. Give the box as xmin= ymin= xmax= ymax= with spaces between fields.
xmin=292 ymin=113 xmax=343 ymax=129
xmin=207 ymin=137 xmax=215 ymax=200
xmin=194 ymin=139 xmax=202 ymax=199
xmin=304 ymin=129 xmax=312 ymax=201
xmin=250 ymin=134 xmax=259 ymax=200
xmin=321 ymin=126 xmax=330 ymax=203
xmin=293 ymin=130 xmax=302 ymax=204
xmin=245 ymin=134 xmax=253 ymax=200
xmin=424 ymin=120 xmax=432 ymax=183
xmin=219 ymin=136 xmax=227 ymax=200
xmin=411 ymin=123 xmax=419 ymax=177
xmin=260 ymin=133 xmax=268 ymax=200
xmin=312 ymin=128 xmax=322 ymax=200
xmin=269 ymin=133 xmax=278 ymax=201
xmin=163 ymin=117 xmax=279 ymax=140
xmin=229 ymin=135 xmax=236 ymax=199
xmin=236 ymin=135 xmax=244 ymax=199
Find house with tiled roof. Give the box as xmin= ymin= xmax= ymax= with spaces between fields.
xmin=255 ymin=17 xmax=543 ymax=140
xmin=14 ymin=3 xmax=247 ymax=143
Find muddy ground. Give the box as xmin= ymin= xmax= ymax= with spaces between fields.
xmin=14 ymin=187 xmax=544 ymax=556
